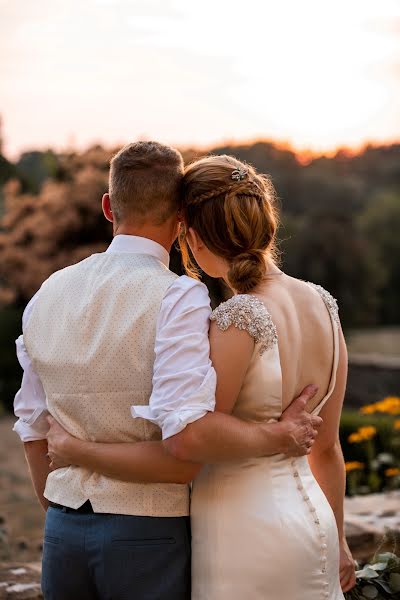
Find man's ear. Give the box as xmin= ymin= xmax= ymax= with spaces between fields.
xmin=102 ymin=193 xmax=113 ymax=223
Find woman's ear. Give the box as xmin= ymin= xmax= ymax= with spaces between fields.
xmin=102 ymin=193 xmax=113 ymax=223
xmin=187 ymin=228 xmax=204 ymax=254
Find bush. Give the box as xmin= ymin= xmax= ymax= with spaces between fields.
xmin=341 ymin=400 xmax=400 ymax=494
xmin=0 ymin=306 xmax=24 ymax=413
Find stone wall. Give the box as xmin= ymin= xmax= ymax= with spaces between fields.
xmin=344 ymin=490 xmax=400 ymax=562
xmin=345 ymin=355 xmax=400 ymax=409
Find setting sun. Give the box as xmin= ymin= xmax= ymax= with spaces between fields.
xmin=1 ymin=0 xmax=399 ymax=157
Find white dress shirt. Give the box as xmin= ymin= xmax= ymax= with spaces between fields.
xmin=14 ymin=234 xmax=216 ymax=442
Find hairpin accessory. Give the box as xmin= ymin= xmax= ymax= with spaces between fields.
xmin=231 ymin=167 xmax=247 ymax=181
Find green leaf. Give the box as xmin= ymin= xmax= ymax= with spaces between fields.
xmin=374 ymin=579 xmax=392 ymax=594
xmin=356 ymin=567 xmax=379 ymax=579
xmin=369 ymin=563 xmax=387 ymax=571
xmin=375 ymin=552 xmax=397 ymax=564
xmin=361 ymin=585 xmax=379 ymax=598
xmin=389 ymin=572 xmax=400 ymax=592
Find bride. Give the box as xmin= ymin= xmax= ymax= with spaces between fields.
xmin=47 ymin=154 xmax=356 ymax=598
xmin=174 ymin=154 xmax=354 ymax=599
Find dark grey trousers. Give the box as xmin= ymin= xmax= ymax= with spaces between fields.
xmin=41 ymin=506 xmax=191 ymax=600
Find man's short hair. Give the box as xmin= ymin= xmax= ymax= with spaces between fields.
xmin=109 ymin=141 xmax=184 ymax=224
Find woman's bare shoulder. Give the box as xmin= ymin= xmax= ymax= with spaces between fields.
xmin=270 ymin=273 xmax=340 ymax=326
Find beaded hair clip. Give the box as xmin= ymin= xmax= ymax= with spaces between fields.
xmin=231 ymin=167 xmax=247 ymax=181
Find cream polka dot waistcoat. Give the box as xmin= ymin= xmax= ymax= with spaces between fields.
xmin=24 ymin=252 xmax=190 ymax=516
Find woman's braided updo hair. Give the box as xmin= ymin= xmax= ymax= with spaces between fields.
xmin=180 ymin=154 xmax=279 ymax=293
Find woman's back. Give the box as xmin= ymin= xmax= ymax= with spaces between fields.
xmin=220 ymin=270 xmax=340 ymax=426
xmin=257 ymin=271 xmax=336 ymax=414
xmin=191 ymin=276 xmax=344 ymax=600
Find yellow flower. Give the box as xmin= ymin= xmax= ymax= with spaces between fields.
xmin=385 ymin=467 xmax=400 ymax=477
xmin=348 ymin=425 xmax=377 ymax=444
xmin=358 ymin=426 xmax=377 ymax=440
xmin=345 ymin=461 xmax=365 ymax=472
xmin=348 ymin=432 xmax=363 ymax=443
xmin=360 ymin=396 xmax=400 ymax=416
xmin=394 ymin=419 xmax=400 ymax=431
xmin=380 ymin=397 xmax=400 ymax=415
xmin=360 ymin=405 xmax=376 ymax=415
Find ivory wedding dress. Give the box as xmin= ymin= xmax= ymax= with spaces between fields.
xmin=191 ymin=281 xmax=344 ymax=600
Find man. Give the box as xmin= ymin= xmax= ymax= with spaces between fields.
xmin=14 ymin=141 xmax=321 ymax=600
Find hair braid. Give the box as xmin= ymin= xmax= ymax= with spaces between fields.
xmin=191 ymin=180 xmax=264 ymax=205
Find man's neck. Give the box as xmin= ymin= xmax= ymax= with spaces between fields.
xmin=114 ymin=224 xmax=175 ymax=254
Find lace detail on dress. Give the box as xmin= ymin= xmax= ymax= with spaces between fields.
xmin=307 ymin=283 xmax=340 ymax=326
xmin=210 ymin=294 xmax=278 ymax=356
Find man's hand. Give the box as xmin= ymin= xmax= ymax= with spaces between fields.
xmin=273 ymin=385 xmax=323 ymax=457
xmin=46 ymin=416 xmax=77 ymax=470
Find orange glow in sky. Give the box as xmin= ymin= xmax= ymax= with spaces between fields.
xmin=1 ymin=0 xmax=399 ymax=158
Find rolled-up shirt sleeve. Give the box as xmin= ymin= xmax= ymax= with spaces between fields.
xmin=131 ymin=276 xmax=216 ymax=439
xmin=13 ymin=294 xmax=49 ymax=442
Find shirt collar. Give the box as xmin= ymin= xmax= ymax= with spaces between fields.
xmin=106 ymin=234 xmax=170 ymax=268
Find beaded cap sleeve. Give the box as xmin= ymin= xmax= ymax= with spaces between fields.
xmin=306 ymin=282 xmax=340 ymax=327
xmin=210 ymin=294 xmax=278 ymax=356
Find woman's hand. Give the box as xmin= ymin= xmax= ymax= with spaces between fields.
xmin=46 ymin=416 xmax=77 ymax=470
xmin=339 ymin=537 xmax=357 ymax=593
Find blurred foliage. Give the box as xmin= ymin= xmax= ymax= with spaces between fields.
xmin=340 ymin=412 xmax=395 ymax=461
xmin=0 ymin=154 xmax=15 ymax=186
xmin=360 ymin=190 xmax=400 ymax=324
xmin=0 ymin=307 xmax=23 ymax=410
xmin=0 ymin=140 xmax=399 ymax=410
xmin=0 ymin=150 xmax=112 ymax=305
xmin=344 ymin=550 xmax=400 ymax=599
xmin=341 ymin=398 xmax=400 ymax=495
xmin=16 ymin=150 xmax=61 ymax=194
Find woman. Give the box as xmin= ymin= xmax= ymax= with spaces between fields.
xmin=177 ymin=155 xmax=353 ymax=599
xmin=47 ymin=154 xmax=355 ymax=598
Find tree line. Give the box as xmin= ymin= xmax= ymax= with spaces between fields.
xmin=0 ymin=141 xmax=399 ymax=409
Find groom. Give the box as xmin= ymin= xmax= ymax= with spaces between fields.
xmin=14 ymin=141 xmax=321 ymax=600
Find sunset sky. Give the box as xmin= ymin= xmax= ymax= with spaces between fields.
xmin=1 ymin=0 xmax=399 ymax=158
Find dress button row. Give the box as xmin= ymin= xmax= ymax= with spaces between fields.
xmin=291 ymin=462 xmax=329 ymax=595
